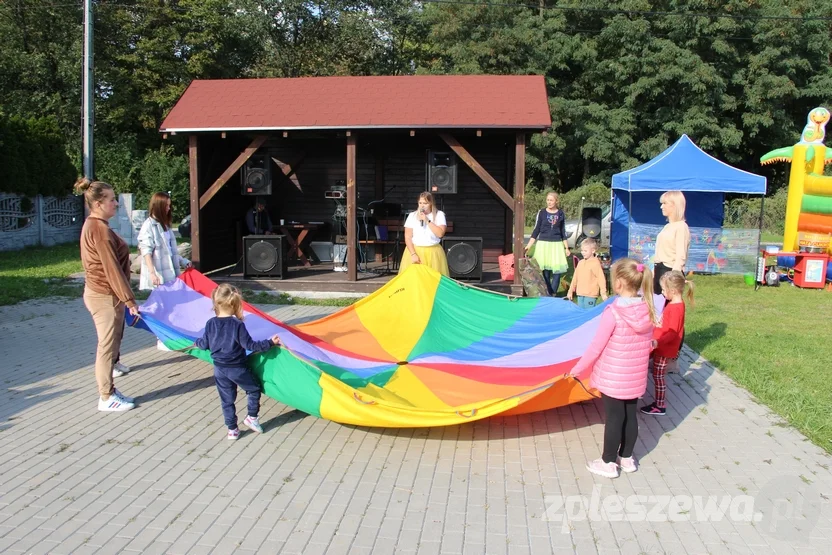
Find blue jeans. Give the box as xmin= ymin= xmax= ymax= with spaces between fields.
xmin=214 ymin=365 xmax=261 ymax=430
xmin=542 ymin=270 xmax=563 ymax=296
xmin=577 ymin=295 xmax=597 ymax=309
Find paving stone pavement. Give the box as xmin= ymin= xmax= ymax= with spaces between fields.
xmin=1 ymin=297 xmax=831 ymax=555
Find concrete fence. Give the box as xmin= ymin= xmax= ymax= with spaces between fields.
xmin=0 ymin=193 xmax=84 ymax=251
xmin=0 ymin=192 xmax=146 ymax=251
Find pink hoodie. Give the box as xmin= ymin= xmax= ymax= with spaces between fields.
xmin=570 ymin=297 xmax=655 ymax=400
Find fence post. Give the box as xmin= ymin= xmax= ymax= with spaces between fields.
xmin=37 ymin=195 xmax=44 ymax=246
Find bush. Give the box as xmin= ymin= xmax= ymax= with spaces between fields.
xmin=0 ymin=115 xmax=77 ymax=197
xmin=95 ymin=135 xmax=141 ymax=194
xmin=95 ymin=140 xmax=189 ymax=222
xmin=524 ymin=182 xmax=612 ymax=226
xmin=725 ymin=189 xmax=786 ymax=234
xmin=138 ymin=146 xmax=190 ymax=222
xmin=559 ymin=182 xmax=612 ymax=220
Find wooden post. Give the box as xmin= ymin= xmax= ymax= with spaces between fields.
xmin=188 ymin=135 xmax=200 ymax=270
xmin=347 ymin=134 xmax=357 ymax=281
xmin=513 ymin=133 xmax=526 ymax=286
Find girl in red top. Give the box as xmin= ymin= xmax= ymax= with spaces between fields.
xmin=641 ymin=271 xmax=694 ymax=416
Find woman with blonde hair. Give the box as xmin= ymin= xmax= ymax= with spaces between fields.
xmin=75 ymin=177 xmax=138 ymax=412
xmin=525 ymin=191 xmax=570 ymax=296
xmin=399 ymin=192 xmax=449 ymax=276
xmin=653 ymin=191 xmax=691 ymax=294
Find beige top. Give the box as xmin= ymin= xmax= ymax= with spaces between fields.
xmin=80 ymin=217 xmax=136 ymax=307
xmin=654 ymin=220 xmax=691 ymax=271
xmin=569 ymin=256 xmax=607 ymax=298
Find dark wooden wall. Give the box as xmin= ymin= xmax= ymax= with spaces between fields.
xmin=194 ymin=130 xmax=518 ymax=272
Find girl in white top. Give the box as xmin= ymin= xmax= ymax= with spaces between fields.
xmin=138 ymin=192 xmax=191 ymax=351
xmin=138 ymin=192 xmax=190 ymax=291
xmin=399 ymin=192 xmax=450 ymax=276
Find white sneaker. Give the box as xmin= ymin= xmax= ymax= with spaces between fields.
xmin=98 ymin=393 xmax=134 ymax=412
xmin=156 ymin=339 xmax=171 ymax=352
xmin=112 ymin=362 xmax=131 ymax=377
xmin=113 ymin=389 xmax=134 ymax=404
xmin=243 ymin=415 xmax=263 ymax=433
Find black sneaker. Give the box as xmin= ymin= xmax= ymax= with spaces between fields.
xmin=640 ymin=403 xmax=666 ymax=416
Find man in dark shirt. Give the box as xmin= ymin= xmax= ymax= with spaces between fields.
xmin=246 ymin=200 xmax=274 ymax=235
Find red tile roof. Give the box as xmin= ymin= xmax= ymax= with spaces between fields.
xmin=160 ymin=75 xmax=551 ymax=132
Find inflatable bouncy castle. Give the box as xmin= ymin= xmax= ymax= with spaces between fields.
xmin=761 ymin=107 xmax=832 ymax=256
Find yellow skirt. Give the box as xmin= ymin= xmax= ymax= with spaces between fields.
xmin=399 ymin=244 xmax=449 ymax=277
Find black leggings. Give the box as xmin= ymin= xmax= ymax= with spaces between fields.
xmin=653 ymin=262 xmax=673 ymax=295
xmin=602 ymin=394 xmax=638 ymax=463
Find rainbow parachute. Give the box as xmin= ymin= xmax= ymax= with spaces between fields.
xmin=134 ymin=265 xmax=615 ymax=428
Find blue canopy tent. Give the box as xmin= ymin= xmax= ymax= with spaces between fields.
xmin=611 ymin=135 xmax=767 ymax=265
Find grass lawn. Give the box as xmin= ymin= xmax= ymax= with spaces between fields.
xmin=242 ymin=290 xmax=358 ymax=308
xmin=0 ymin=244 xmax=356 ymax=308
xmin=685 ymin=273 xmax=832 ymax=452
xmin=761 ymin=231 xmax=784 ymax=244
xmin=0 ymin=243 xmax=85 ymax=305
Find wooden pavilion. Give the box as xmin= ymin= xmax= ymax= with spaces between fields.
xmin=160 ymin=75 xmax=551 ymax=292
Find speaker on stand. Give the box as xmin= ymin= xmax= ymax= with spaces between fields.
xmin=442 ymin=237 xmax=482 ymax=282
xmin=241 ymin=154 xmax=272 ymax=196
xmin=244 ymin=235 xmax=287 ymax=278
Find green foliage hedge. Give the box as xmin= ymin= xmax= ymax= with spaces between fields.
xmin=0 ymin=114 xmax=77 ymax=197
xmin=525 ymin=182 xmax=612 ymax=226
xmin=526 ymin=182 xmax=786 ymax=234
xmin=95 ymin=138 xmax=190 ymax=222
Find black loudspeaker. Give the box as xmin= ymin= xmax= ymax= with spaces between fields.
xmin=241 ymin=154 xmax=272 ymax=196
xmin=427 ymin=151 xmax=457 ymax=194
xmin=442 ymin=237 xmax=482 ymax=281
xmin=244 ymin=235 xmax=287 ymax=278
xmin=581 ymin=207 xmax=603 ymax=239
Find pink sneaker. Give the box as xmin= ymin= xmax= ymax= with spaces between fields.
xmin=227 ymin=428 xmax=239 ymax=440
xmin=586 ymin=458 xmax=619 ymax=478
xmin=617 ymin=456 xmax=638 ymax=473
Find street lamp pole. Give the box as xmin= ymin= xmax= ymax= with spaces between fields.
xmin=82 ymin=0 xmax=94 ymax=179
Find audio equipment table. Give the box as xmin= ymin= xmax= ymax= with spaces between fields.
xmin=279 ymin=223 xmax=322 ymax=267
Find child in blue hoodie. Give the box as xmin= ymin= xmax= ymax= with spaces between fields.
xmin=195 ymin=284 xmax=280 ymax=439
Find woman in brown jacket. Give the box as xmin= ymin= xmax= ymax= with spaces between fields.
xmin=76 ymin=178 xmax=138 ymax=412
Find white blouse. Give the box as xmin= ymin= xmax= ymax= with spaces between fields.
xmin=404 ymin=209 xmax=447 ymax=247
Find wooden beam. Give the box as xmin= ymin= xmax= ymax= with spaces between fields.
xmin=410 ymin=130 xmax=415 ymax=137
xmin=188 ymin=136 xmax=200 ymax=270
xmin=221 ymin=132 xmax=226 ymax=139
xmin=439 ymin=133 xmax=514 ymax=209
xmin=476 ymin=130 xmax=482 ymax=137
xmin=199 ymin=135 xmax=267 ymax=209
xmin=513 ymin=132 xmax=526 ymax=286
xmin=271 ymin=153 xmax=306 ymax=192
xmin=346 ymin=134 xmax=357 ymax=281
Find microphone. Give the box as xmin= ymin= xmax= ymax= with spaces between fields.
xmin=420 ymin=208 xmax=426 ymax=227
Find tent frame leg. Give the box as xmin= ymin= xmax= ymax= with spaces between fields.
xmin=754 ymin=195 xmax=765 ymax=291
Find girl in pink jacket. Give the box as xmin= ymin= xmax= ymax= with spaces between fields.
xmin=569 ymin=258 xmax=658 ymax=478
